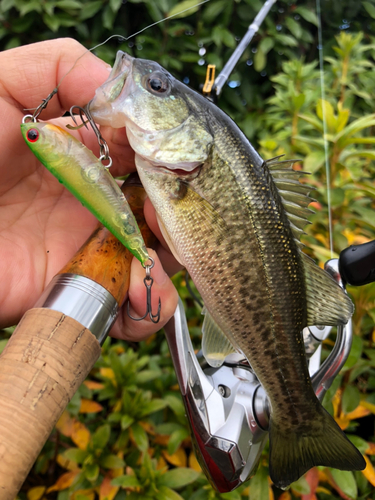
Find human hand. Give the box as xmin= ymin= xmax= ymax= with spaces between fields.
xmin=0 ymin=38 xmax=179 ymax=339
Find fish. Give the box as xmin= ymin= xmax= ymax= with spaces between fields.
xmin=20 ymin=122 xmax=149 ymax=265
xmin=88 ymin=50 xmax=366 ymax=489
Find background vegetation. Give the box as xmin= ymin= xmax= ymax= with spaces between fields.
xmin=0 ymin=0 xmax=374 ymax=498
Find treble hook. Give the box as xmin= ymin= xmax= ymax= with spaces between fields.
xmin=69 ymin=104 xmax=112 ymax=167
xmin=127 ymin=257 xmax=162 ymax=324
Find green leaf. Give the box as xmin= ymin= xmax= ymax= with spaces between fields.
xmin=220 ymin=490 xmax=242 ymax=500
xmin=158 ymin=468 xmax=200 ymax=489
xmin=19 ymin=0 xmax=42 ymax=15
xmin=343 ymin=335 xmax=363 ymax=370
xmin=348 ymin=435 xmax=369 ymax=454
xmin=130 ymin=422 xmax=149 ymax=452
xmin=259 ymin=37 xmax=274 ymax=54
xmin=135 ymin=370 xmax=162 ymax=384
xmin=254 ymin=49 xmax=266 ymax=72
xmin=303 ymin=150 xmax=326 ymax=174
xmin=111 ymin=475 xmax=141 ymax=488
xmin=42 ymin=13 xmax=60 ymax=31
xmin=317 ymin=99 xmax=337 ymax=132
xmin=342 ymin=384 xmax=361 ymax=414
xmin=140 ymin=399 xmax=168 ymax=417
xmin=92 ymin=424 xmax=110 ymax=449
xmin=202 ymin=0 xmax=226 ymax=22
xmin=363 ymin=1 xmax=375 ymax=19
xmin=274 ymin=33 xmax=298 ymax=47
xmin=55 ymin=0 xmax=82 ymax=8
xmin=99 ymin=454 xmax=125 ymax=469
xmin=299 ymin=113 xmax=324 ymax=132
xmin=291 ymin=475 xmax=310 ymax=494
xmin=330 ymin=188 xmax=345 ymax=208
xmin=157 ymin=486 xmax=185 ymax=500
xmin=64 ymin=448 xmax=88 ymax=464
xmin=0 ymin=339 xmax=8 ymax=354
xmin=78 ymin=0 xmax=102 ymax=20
xmin=294 ymin=6 xmax=318 ymax=26
xmin=330 ymin=469 xmax=357 ymax=499
xmin=168 ymin=0 xmax=201 ymax=19
xmin=1 ymin=0 xmax=15 ymax=13
xmin=84 ymin=463 xmax=99 ymax=482
xmin=351 ymin=204 xmax=375 ymax=229
xmin=121 ymin=415 xmax=135 ymax=430
xmin=335 ymin=114 xmax=375 ymax=143
xmin=168 ymin=428 xmax=190 ymax=455
xmin=165 ymin=394 xmax=185 ymax=416
xmin=102 ymin=4 xmax=116 ymax=29
xmin=285 ymin=17 xmax=303 ymax=39
xmin=249 ymin=466 xmax=269 ymax=500
xmin=109 ymin=0 xmax=122 ymax=11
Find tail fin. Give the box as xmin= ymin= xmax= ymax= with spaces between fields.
xmin=269 ymin=405 xmax=365 ymax=489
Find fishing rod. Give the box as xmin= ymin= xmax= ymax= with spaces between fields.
xmin=0 ymin=175 xmax=154 ymax=500
xmin=215 ymin=0 xmax=277 ymax=96
xmin=202 ymin=0 xmax=277 ymax=98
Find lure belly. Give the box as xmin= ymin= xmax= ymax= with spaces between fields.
xmin=21 ymin=122 xmax=149 ymax=265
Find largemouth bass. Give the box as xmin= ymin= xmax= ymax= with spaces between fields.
xmin=89 ymin=51 xmax=365 ymax=488
xmin=21 ymin=122 xmax=149 ymax=265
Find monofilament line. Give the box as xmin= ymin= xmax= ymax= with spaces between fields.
xmin=316 ymin=0 xmax=333 ymax=258
xmin=91 ymin=0 xmax=210 ymax=52
xmin=24 ymin=0 xmax=210 ymax=114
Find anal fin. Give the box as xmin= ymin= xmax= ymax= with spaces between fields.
xmin=202 ymin=307 xmax=237 ymax=368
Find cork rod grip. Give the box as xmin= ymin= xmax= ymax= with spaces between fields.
xmin=0 ymin=178 xmax=154 ymax=499
xmin=0 ymin=309 xmax=101 ymax=500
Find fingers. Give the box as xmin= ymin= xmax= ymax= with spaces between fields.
xmin=1 ymin=38 xmax=112 ymax=176
xmin=110 ymin=249 xmax=178 ymax=341
xmin=1 ymin=38 xmax=110 ymax=117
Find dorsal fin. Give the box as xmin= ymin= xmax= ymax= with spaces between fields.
xmin=265 ymin=156 xmax=314 ymax=243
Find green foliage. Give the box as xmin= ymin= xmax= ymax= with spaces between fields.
xmin=3 ymin=1 xmax=375 ymax=499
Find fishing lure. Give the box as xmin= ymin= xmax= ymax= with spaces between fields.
xmin=21 ymin=120 xmax=149 ymax=265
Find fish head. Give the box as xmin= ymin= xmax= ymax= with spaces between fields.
xmin=89 ymin=51 xmax=213 ymax=172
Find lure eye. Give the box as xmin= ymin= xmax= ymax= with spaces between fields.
xmin=27 ymin=129 xmax=39 ymax=142
xmin=146 ymin=72 xmax=170 ymax=95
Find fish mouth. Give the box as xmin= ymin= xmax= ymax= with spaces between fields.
xmin=89 ymin=51 xmax=133 ymax=125
xmin=140 ymin=156 xmax=202 ymax=180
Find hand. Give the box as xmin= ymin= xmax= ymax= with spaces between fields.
xmin=0 ymin=38 xmax=179 ymax=340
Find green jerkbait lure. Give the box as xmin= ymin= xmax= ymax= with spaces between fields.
xmin=21 ymin=122 xmax=149 ymax=265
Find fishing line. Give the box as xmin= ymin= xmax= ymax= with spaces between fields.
xmin=25 ymin=0 xmax=210 ymax=115
xmin=316 ymin=0 xmax=334 ymax=258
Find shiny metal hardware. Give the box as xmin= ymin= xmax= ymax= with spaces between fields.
xmin=164 ymin=299 xmax=269 ymax=493
xmin=35 ymin=273 xmax=118 ymax=345
xmin=164 ymin=258 xmax=354 ymax=492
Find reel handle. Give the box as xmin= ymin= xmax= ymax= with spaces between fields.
xmin=0 ymin=175 xmax=154 ymax=500
xmin=339 ymin=240 xmax=375 ymax=286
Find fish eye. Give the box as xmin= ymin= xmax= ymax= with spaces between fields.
xmin=146 ymin=72 xmax=170 ymax=95
xmin=27 ymin=129 xmax=39 ymax=142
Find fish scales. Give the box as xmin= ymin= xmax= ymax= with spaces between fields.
xmin=89 ymin=50 xmax=365 ymax=488
xmin=148 ymin=118 xmax=313 ymax=428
